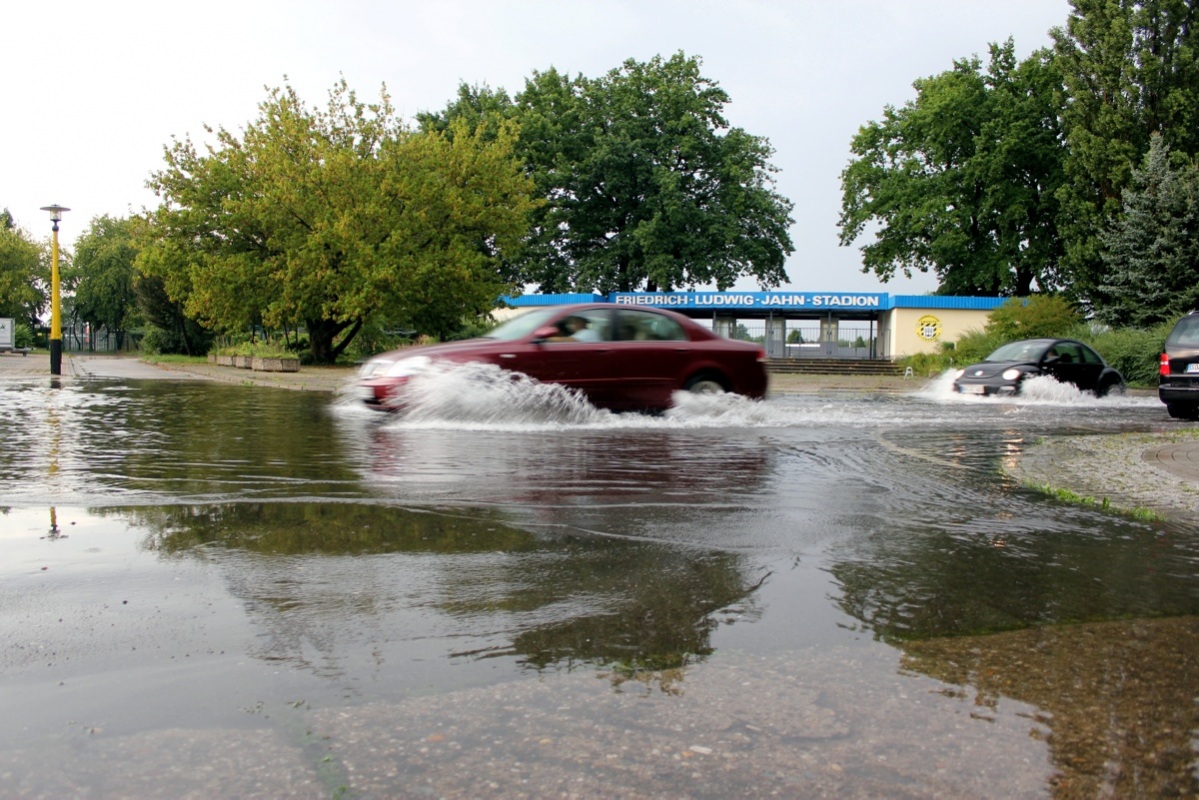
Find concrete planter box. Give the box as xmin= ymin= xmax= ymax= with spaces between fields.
xmin=251 ymin=356 xmax=300 ymax=373
xmin=215 ymin=354 xmax=236 ymax=367
xmin=234 ymin=355 xmax=253 ymax=369
xmin=207 ymin=354 xmax=217 ymax=364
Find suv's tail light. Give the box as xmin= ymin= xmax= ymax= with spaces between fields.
xmin=1160 ymin=353 xmax=1170 ymax=376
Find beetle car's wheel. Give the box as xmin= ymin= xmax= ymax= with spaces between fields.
xmin=684 ymin=373 xmax=728 ymax=394
xmin=1097 ymin=379 xmax=1125 ymax=398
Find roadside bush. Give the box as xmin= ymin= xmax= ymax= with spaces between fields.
xmin=13 ymin=323 xmax=32 ymax=348
xmin=139 ymin=324 xmax=212 ymax=356
xmin=345 ymin=321 xmax=415 ymax=362
xmin=1081 ymin=322 xmax=1172 ymax=388
xmin=986 ymin=295 xmax=1081 ymax=340
xmin=899 ymin=350 xmax=954 ymax=376
xmin=445 ymin=315 xmax=499 ymax=342
xmin=214 ymin=341 xmax=292 ymax=358
xmin=952 ymin=328 xmax=1008 ymax=365
xmin=138 ymin=326 xmax=167 ymax=355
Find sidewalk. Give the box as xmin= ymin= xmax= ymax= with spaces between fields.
xmin=1143 ymin=438 xmax=1199 ymax=487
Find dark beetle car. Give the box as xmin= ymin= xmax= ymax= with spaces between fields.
xmin=358 ymin=304 xmax=768 ymax=412
xmin=1159 ymin=311 xmax=1199 ymax=420
xmin=952 ymin=338 xmax=1125 ymax=398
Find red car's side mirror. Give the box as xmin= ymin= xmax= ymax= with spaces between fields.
xmin=532 ymin=324 xmax=559 ymax=343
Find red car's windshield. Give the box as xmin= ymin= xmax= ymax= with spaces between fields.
xmin=482 ymin=308 xmax=561 ymax=341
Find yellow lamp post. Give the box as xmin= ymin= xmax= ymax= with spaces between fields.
xmin=40 ymin=204 xmax=70 ymax=375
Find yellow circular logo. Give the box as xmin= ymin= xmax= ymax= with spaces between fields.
xmin=916 ymin=315 xmax=941 ymax=341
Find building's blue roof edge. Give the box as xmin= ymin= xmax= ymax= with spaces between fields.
xmin=889 ymin=295 xmax=1007 ymax=310
xmin=501 ymin=293 xmax=605 ymax=306
xmin=502 ymin=292 xmax=1008 ymax=311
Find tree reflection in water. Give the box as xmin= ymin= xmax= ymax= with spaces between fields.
xmin=900 ymin=618 xmax=1199 ymax=798
xmin=828 ymin=517 xmax=1199 ymax=798
xmin=113 ymin=502 xmax=766 ymax=691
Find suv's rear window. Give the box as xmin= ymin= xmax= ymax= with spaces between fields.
xmin=1166 ymin=315 xmax=1199 ymax=347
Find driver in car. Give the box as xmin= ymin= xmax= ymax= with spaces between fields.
xmin=563 ymin=316 xmax=602 ymax=342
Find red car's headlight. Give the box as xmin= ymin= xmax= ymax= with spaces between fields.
xmin=383 ymin=355 xmax=432 ymax=378
xmin=358 ymin=358 xmax=391 ymax=379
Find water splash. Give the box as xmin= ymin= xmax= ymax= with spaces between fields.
xmin=386 ymin=362 xmax=611 ymax=428
xmin=922 ymin=369 xmax=1155 ymax=408
xmin=329 ymin=362 xmax=1160 ymax=434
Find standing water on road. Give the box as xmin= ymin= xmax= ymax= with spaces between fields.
xmin=1 ymin=365 xmax=1196 ymax=798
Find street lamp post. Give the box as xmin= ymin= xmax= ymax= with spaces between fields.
xmin=40 ymin=204 xmax=70 ymax=376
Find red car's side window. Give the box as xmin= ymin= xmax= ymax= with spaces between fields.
xmin=615 ymin=310 xmax=687 ymax=341
xmin=545 ymin=310 xmax=614 ymax=343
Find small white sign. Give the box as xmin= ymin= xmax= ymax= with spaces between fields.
xmin=0 ymin=318 xmax=13 ymax=349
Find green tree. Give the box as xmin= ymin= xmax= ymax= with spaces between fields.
xmin=424 ymin=53 xmax=795 ymax=294
xmin=839 ymin=41 xmax=1067 ymax=296
xmin=69 ymin=215 xmax=141 ymax=349
xmin=1052 ymin=0 xmax=1199 ymax=304
xmin=0 ymin=210 xmax=46 ymax=327
xmin=985 ymin=294 xmax=1082 ymax=340
xmin=133 ymin=272 xmax=213 ymax=355
xmin=140 ymin=79 xmax=536 ymax=363
xmin=1096 ymin=133 xmax=1199 ymax=326
xmin=416 ymin=82 xmax=514 ymax=141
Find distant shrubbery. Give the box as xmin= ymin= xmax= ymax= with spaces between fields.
xmin=1084 ymin=322 xmax=1173 ymax=387
xmin=212 ymin=341 xmax=294 ymax=359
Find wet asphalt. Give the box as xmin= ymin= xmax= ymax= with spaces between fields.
xmin=2 ymin=351 xmax=1198 ymax=798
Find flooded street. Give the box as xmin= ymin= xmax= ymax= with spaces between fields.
xmin=2 ymin=361 xmax=1197 ymax=798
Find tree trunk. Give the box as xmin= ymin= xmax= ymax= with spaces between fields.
xmin=306 ymin=317 xmax=363 ymax=364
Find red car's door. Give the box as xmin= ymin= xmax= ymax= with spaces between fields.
xmin=607 ymin=309 xmax=693 ymax=409
xmin=508 ymin=309 xmax=617 ymax=405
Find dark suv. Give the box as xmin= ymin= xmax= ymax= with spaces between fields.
xmin=1160 ymin=311 xmax=1199 ymax=420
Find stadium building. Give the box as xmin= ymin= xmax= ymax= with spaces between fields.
xmin=503 ymin=291 xmax=1005 ymax=360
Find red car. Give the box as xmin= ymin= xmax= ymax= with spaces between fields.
xmin=358 ymin=304 xmax=768 ymax=412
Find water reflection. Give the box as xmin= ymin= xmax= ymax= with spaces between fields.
xmin=5 ymin=371 xmax=1196 ymax=795
xmin=824 ymin=463 xmax=1199 ymax=798
xmin=355 ymin=420 xmax=775 ymax=506
xmin=113 ymin=502 xmax=766 ymax=686
xmin=828 ymin=511 xmax=1199 ymax=640
xmin=0 ymin=380 xmax=367 ymax=504
xmin=899 ymin=617 xmax=1199 ymax=798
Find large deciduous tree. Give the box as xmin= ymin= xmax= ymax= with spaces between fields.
xmin=140 ymin=80 xmax=536 ymax=362
xmin=1053 ymin=0 xmax=1199 ymax=305
xmin=0 ymin=209 xmax=46 ymax=327
xmin=838 ymin=41 xmax=1066 ymax=296
xmin=422 ymin=53 xmax=795 ymax=294
xmin=69 ymin=215 xmax=140 ymax=349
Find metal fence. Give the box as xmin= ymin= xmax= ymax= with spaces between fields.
xmin=62 ymin=322 xmax=137 ymax=353
xmin=729 ymin=323 xmax=878 ymax=359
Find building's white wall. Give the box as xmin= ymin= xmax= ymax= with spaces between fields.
xmin=882 ymin=308 xmax=991 ymax=358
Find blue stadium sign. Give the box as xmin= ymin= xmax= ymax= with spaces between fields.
xmin=611 ymin=292 xmax=887 ymax=309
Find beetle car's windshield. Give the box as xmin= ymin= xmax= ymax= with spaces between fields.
xmin=985 ymin=340 xmax=1052 ymax=363
xmin=481 ymin=308 xmax=561 ymax=341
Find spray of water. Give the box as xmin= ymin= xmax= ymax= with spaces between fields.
xmin=330 ymin=363 xmax=1159 ymax=433
xmin=920 ymin=368 xmax=1150 ymax=408
xmin=394 ymin=362 xmax=609 ymax=427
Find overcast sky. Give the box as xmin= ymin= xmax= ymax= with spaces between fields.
xmin=2 ymin=0 xmax=1071 ymax=296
